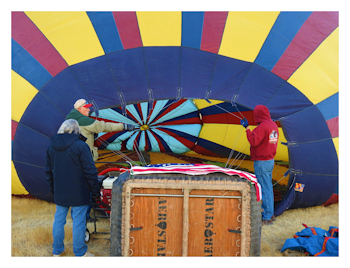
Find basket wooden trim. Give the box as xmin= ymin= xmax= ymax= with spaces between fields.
xmin=121 ymin=178 xmax=252 ymax=257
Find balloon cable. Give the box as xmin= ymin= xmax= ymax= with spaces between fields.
xmin=273 ymin=175 xmax=286 ymax=187
xmin=95 ymin=135 xmax=140 ymax=166
xmin=218 ymin=103 xmax=249 ymax=170
xmin=227 ymin=141 xmax=250 ymax=169
xmin=225 ymin=126 xmax=244 ymax=168
xmin=212 ymin=104 xmax=243 ymax=120
xmin=132 ymin=137 xmax=147 ymax=166
xmin=89 ymin=103 xmax=143 ymax=166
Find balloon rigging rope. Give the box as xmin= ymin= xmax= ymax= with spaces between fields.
xmin=225 ymin=126 xmax=244 ymax=168
xmin=227 ymin=141 xmax=250 ymax=169
xmin=212 ymin=103 xmax=289 ymax=188
xmin=132 ymin=138 xmax=148 ymax=166
xmin=95 ymin=135 xmax=140 ymax=166
xmin=213 ymin=103 xmax=249 ymax=170
xmin=221 ymin=103 xmax=290 ymax=189
xmin=91 ymin=110 xmax=147 ymax=166
xmin=212 ymin=104 xmax=243 ymax=120
xmin=94 ymin=102 xmax=291 ymax=189
xmin=233 ymin=104 xmax=245 ymax=120
xmin=272 ymin=175 xmax=287 ymax=187
xmin=94 ymin=101 xmax=250 ymax=169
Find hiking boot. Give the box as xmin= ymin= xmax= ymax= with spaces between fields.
xmin=262 ymin=219 xmax=273 ymax=226
xmin=82 ymin=252 xmax=95 ymax=257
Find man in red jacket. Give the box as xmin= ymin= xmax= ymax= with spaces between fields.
xmin=241 ymin=105 xmax=279 ymax=225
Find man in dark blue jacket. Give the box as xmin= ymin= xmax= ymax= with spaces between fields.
xmin=46 ymin=119 xmax=100 ymax=257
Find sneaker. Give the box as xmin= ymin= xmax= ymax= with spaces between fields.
xmin=82 ymin=252 xmax=95 ymax=257
xmin=262 ymin=219 xmax=273 ymax=226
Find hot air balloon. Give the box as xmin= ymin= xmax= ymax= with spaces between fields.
xmin=11 ymin=11 xmax=338 ymax=216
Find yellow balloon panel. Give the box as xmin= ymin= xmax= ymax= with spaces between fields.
xmin=193 ymin=99 xmax=224 ymax=110
xmin=288 ymin=27 xmax=339 ymax=104
xmin=11 ymin=161 xmax=29 ymax=195
xmin=137 ymin=11 xmax=182 ymax=47
xmin=274 ymin=129 xmax=288 ymax=162
xmin=24 ymin=11 xmax=105 ymax=66
xmin=200 ymin=124 xmax=288 ymax=162
xmin=199 ymin=123 xmax=227 ymax=146
xmin=11 ymin=70 xmax=38 ymax=122
xmin=199 ymin=123 xmax=249 ymax=155
xmin=219 ymin=11 xmax=279 ymax=62
xmin=95 ymin=150 xmax=125 ymax=169
xmin=332 ymin=137 xmax=339 ymax=158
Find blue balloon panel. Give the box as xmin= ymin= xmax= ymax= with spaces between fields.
xmin=12 ymin=45 xmax=338 ymax=214
xmin=14 ymin=162 xmax=53 ymax=202
xmin=280 ymin=105 xmax=333 ymax=142
xmin=289 ymin=174 xmax=338 ymax=209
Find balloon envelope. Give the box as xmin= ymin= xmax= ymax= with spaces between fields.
xmin=12 ymin=11 xmax=338 ymax=214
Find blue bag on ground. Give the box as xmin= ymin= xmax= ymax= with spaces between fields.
xmin=281 ymin=224 xmax=338 ymax=256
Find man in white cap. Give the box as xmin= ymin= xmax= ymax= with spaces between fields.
xmin=66 ymin=99 xmax=135 ymax=161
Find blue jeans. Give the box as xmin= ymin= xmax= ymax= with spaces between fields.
xmin=254 ymin=160 xmax=274 ymax=220
xmin=70 ymin=204 xmax=91 ymax=220
xmin=52 ymin=204 xmax=89 ymax=256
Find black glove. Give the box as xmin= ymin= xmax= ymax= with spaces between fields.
xmin=91 ymin=193 xmax=101 ymax=201
xmin=124 ymin=123 xmax=136 ymax=131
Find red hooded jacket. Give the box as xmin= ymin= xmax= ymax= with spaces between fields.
xmin=246 ymin=105 xmax=279 ymax=161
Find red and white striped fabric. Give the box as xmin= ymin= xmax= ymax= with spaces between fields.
xmin=128 ymin=163 xmax=261 ymax=201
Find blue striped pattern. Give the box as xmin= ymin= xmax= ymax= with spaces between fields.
xmin=255 ymin=12 xmax=312 ymax=70
xmin=316 ymin=93 xmax=338 ymax=121
xmin=87 ymin=11 xmax=124 ymax=54
xmin=181 ymin=12 xmax=204 ymax=49
xmin=12 ymin=39 xmax=52 ymax=89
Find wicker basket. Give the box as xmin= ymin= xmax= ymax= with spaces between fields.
xmin=110 ymin=172 xmax=261 ymax=256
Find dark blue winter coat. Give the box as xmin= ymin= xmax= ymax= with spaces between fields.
xmin=45 ymin=133 xmax=100 ymax=206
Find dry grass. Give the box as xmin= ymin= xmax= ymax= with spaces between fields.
xmin=11 ymin=196 xmax=110 ymax=257
xmin=11 ymin=196 xmax=338 ymax=257
xmin=260 ymin=203 xmax=339 ymax=256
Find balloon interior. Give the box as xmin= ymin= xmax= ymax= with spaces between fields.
xmin=12 ymin=11 xmax=338 ymax=220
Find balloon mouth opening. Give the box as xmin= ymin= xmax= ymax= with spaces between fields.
xmin=140 ymin=124 xmax=149 ymax=131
